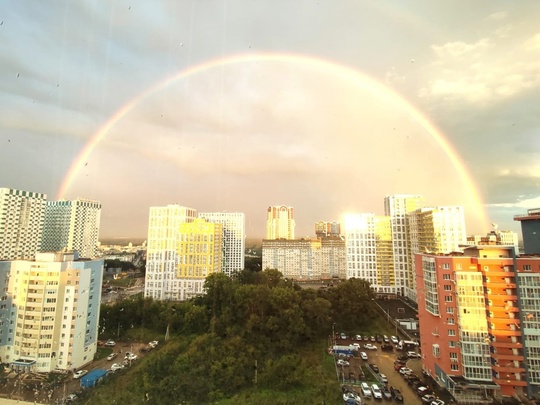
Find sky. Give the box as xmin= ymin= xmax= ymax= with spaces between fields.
xmin=1 ymin=1 xmax=539 ymax=240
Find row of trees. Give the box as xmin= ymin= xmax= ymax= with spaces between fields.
xmin=90 ymin=269 xmax=377 ymax=404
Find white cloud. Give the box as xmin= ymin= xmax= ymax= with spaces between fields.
xmin=431 ymin=38 xmax=492 ymax=58
xmin=487 ymin=11 xmax=508 ymax=21
xmin=487 ymin=195 xmax=540 ymax=209
xmin=523 ymin=33 xmax=540 ymax=51
xmin=419 ymin=35 xmax=540 ymax=105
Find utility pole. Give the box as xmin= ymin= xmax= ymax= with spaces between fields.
xmin=254 ymin=359 xmax=258 ymax=384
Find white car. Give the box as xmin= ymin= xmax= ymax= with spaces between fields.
xmin=65 ymin=394 xmax=78 ymax=402
xmin=363 ymin=343 xmax=377 ymax=350
xmin=380 ymin=373 xmax=388 ymax=383
xmin=371 ymin=383 xmax=383 ymax=399
xmin=360 ymin=351 xmax=368 ymax=360
xmin=73 ymin=370 xmax=88 ymax=379
xmin=107 ymin=352 xmax=118 ymax=361
xmin=149 ymin=340 xmax=159 ymax=348
xmin=337 ymin=359 xmax=349 ymax=367
xmin=399 ymin=367 xmax=414 ymax=375
xmin=126 ymin=353 xmax=138 ymax=361
xmin=105 ymin=340 xmax=116 ymax=347
xmin=110 ymin=363 xmax=124 ymax=371
xmin=390 ymin=335 xmax=399 ymax=344
xmin=351 ymin=343 xmax=360 ymax=349
xmin=408 ymin=351 xmax=421 ymax=358
xmin=343 ymin=392 xmax=361 ymax=404
xmin=360 ymin=382 xmax=372 ymax=398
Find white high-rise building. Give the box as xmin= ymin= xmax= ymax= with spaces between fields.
xmin=0 ymin=187 xmax=47 ymax=260
xmin=40 ymin=199 xmax=102 ymax=258
xmin=144 ymin=205 xmax=197 ymax=300
xmin=0 ymin=251 xmax=103 ymax=373
xmin=198 ymin=212 xmax=245 ymax=276
xmin=344 ymin=213 xmax=377 ymax=285
xmin=266 ymin=206 xmax=295 ymax=239
xmin=407 ymin=205 xmax=467 ymax=301
xmin=384 ymin=194 xmax=425 ymax=296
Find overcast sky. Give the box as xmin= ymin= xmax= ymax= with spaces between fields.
xmin=1 ymin=1 xmax=539 ymax=240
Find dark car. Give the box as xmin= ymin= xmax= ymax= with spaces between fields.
xmin=390 ymin=386 xmax=404 ymax=401
xmin=369 ymin=363 xmax=380 ymax=373
xmin=381 ymin=385 xmax=393 ymax=400
xmin=139 ymin=347 xmax=151 ymax=353
xmin=397 ymin=354 xmax=409 ymax=361
xmin=381 ymin=343 xmax=393 ymax=351
xmin=376 ymin=335 xmax=383 ymax=343
xmin=394 ymin=362 xmax=406 ymax=371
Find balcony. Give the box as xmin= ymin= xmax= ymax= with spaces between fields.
xmin=491 ymin=330 xmax=522 ymax=337
xmin=493 ymin=377 xmax=528 ymax=387
xmin=490 ymin=341 xmax=522 ymax=348
xmin=491 ymin=353 xmax=524 ymax=362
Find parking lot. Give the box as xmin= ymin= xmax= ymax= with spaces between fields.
xmin=333 ymin=334 xmax=443 ymax=405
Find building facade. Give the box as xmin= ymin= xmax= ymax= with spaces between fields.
xmin=416 ymin=246 xmax=540 ymax=403
xmin=262 ymin=238 xmax=321 ymax=280
xmin=315 ymin=221 xmax=341 ymax=237
xmin=0 ymin=188 xmax=47 ymax=261
xmin=0 ymin=251 xmax=103 ymax=373
xmin=384 ymin=194 xmax=425 ymax=297
xmin=514 ymin=208 xmax=540 ymax=254
xmin=407 ymin=206 xmax=467 ymax=301
xmin=198 ymin=212 xmax=245 ymax=277
xmin=266 ymin=206 xmax=295 ymax=240
xmin=144 ymin=205 xmax=197 ymax=300
xmin=40 ymin=199 xmax=102 ymax=258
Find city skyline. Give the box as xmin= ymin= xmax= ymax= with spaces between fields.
xmin=2 ymin=2 xmax=540 ymax=239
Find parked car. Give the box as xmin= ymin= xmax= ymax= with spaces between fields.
xmin=379 ymin=373 xmax=388 ymax=384
xmin=341 ymin=385 xmax=354 ymax=394
xmin=351 ymin=343 xmax=361 ymax=349
xmin=65 ymin=394 xmax=77 ymax=402
xmin=111 ymin=363 xmax=124 ymax=371
xmin=417 ymin=386 xmax=431 ymax=396
xmin=397 ymin=354 xmax=409 ymax=361
xmin=107 ymin=352 xmax=118 ymax=361
xmin=364 ymin=343 xmax=377 ymax=350
xmin=105 ymin=340 xmax=116 ymax=347
xmin=381 ymin=385 xmax=392 ymax=400
xmin=408 ymin=351 xmax=421 ymax=358
xmin=431 ymin=400 xmax=445 ymax=405
xmin=340 ymin=333 xmax=348 ymax=340
xmin=360 ymin=382 xmax=372 ymax=398
xmin=391 ymin=335 xmax=399 ymax=344
xmin=390 ymin=386 xmax=404 ymax=401
xmin=399 ymin=367 xmax=413 ymax=375
xmin=363 ymin=335 xmax=369 ymax=341
xmin=370 ymin=336 xmax=376 ymax=342
xmin=126 ymin=353 xmax=138 ymax=361
xmin=73 ymin=370 xmax=88 ymax=379
xmin=337 ymin=359 xmax=350 ymax=367
xmin=139 ymin=347 xmax=151 ymax=353
xmin=381 ymin=343 xmax=393 ymax=351
xmin=422 ymin=394 xmax=438 ymax=404
xmin=371 ymin=383 xmax=383 ymax=399
xmin=360 ymin=351 xmax=368 ymax=360
xmin=394 ymin=362 xmax=406 ymax=371
xmin=369 ymin=363 xmax=379 ymax=373
xmin=149 ymin=340 xmax=159 ymax=348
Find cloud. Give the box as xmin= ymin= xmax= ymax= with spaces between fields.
xmin=487 ymin=11 xmax=508 ymax=21
xmin=418 ymin=35 xmax=540 ymax=105
xmin=487 ymin=195 xmax=540 ymax=209
xmin=431 ymin=38 xmax=493 ymax=58
xmin=523 ymin=33 xmax=540 ymax=51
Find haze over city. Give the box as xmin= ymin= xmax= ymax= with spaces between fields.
xmin=1 ymin=1 xmax=539 ymax=239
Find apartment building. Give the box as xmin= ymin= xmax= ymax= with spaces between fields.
xmin=416 ymin=245 xmax=540 ymax=403
xmin=0 ymin=251 xmax=103 ymax=373
xmin=198 ymin=212 xmax=245 ymax=277
xmin=0 ymin=188 xmax=46 ymax=261
xmin=40 ymin=198 xmax=102 ymax=258
xmin=266 ymin=205 xmax=295 ymax=240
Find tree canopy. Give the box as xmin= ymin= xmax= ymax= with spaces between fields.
xmin=88 ymin=270 xmax=376 ymax=404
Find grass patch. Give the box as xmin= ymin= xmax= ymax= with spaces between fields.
xmin=95 ymin=347 xmax=113 ymax=360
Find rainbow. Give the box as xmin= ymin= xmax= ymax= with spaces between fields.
xmin=57 ymin=52 xmax=489 ymax=228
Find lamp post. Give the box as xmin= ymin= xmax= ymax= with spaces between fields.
xmin=332 ymin=323 xmax=336 ymax=346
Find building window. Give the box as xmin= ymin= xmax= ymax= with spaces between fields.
xmin=449 ymin=341 xmax=456 ymax=348
xmin=442 ymin=263 xmax=450 ymax=270
xmin=450 ymin=352 xmax=458 ymax=362
xmin=447 ymin=318 xmax=455 ymax=325
xmin=443 ymin=274 xmax=451 ymax=280
xmin=444 ymin=295 xmax=453 ymax=302
xmin=450 ymin=364 xmax=459 ymax=371
xmin=446 ymin=307 xmax=454 ymax=314
xmin=448 ymin=329 xmax=456 ymax=336
xmin=444 ymin=285 xmax=452 ymax=291
xmin=432 ymin=344 xmax=440 ymax=358
xmin=524 ymin=264 xmax=532 ymax=271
